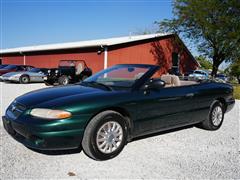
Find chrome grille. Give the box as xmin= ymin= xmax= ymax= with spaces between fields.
xmin=6 ymin=101 xmax=26 ymax=120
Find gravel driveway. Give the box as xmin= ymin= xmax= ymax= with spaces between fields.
xmin=0 ymin=82 xmax=239 ymax=179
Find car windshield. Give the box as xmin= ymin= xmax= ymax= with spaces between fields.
xmin=29 ymin=68 xmax=40 ymax=72
xmin=3 ymin=65 xmax=17 ymax=70
xmin=59 ymin=60 xmax=84 ymax=67
xmin=83 ymin=65 xmax=152 ymax=89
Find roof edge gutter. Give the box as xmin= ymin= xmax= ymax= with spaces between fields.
xmin=0 ymin=44 xmax=104 ymax=55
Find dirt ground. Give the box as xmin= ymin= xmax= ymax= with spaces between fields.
xmin=0 ymin=82 xmax=239 ymax=179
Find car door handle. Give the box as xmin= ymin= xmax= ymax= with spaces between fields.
xmin=186 ymin=93 xmax=194 ymax=97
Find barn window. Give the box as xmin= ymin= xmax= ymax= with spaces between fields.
xmin=171 ymin=52 xmax=179 ymax=75
xmin=172 ymin=52 xmax=179 ymax=67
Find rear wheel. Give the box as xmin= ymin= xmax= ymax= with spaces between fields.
xmin=199 ymin=100 xmax=224 ymax=130
xmin=58 ymin=76 xmax=69 ymax=85
xmin=77 ymin=75 xmax=88 ymax=83
xmin=44 ymin=81 xmax=54 ymax=86
xmin=19 ymin=75 xmax=30 ymax=84
xmin=81 ymin=75 xmax=88 ymax=81
xmin=82 ymin=110 xmax=128 ymax=161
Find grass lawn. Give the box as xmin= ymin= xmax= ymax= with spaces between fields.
xmin=233 ymin=84 xmax=240 ymax=100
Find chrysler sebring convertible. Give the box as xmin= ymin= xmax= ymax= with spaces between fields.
xmin=2 ymin=64 xmax=235 ymax=160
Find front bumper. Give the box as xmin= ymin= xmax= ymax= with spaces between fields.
xmin=1 ymin=76 xmax=20 ymax=82
xmin=2 ymin=115 xmax=85 ymax=150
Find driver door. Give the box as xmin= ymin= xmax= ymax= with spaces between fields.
xmin=133 ymin=84 xmax=198 ymax=136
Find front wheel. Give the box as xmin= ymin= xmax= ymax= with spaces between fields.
xmin=19 ymin=75 xmax=30 ymax=84
xmin=82 ymin=110 xmax=128 ymax=161
xmin=199 ymin=100 xmax=224 ymax=130
xmin=58 ymin=76 xmax=69 ymax=85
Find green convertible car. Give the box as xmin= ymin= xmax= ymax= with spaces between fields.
xmin=2 ymin=64 xmax=235 ymax=160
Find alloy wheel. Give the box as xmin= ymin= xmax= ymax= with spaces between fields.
xmin=212 ymin=106 xmax=223 ymax=126
xmin=96 ymin=121 xmax=123 ymax=154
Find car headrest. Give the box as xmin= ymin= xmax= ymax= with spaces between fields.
xmin=172 ymin=75 xmax=181 ymax=86
xmin=160 ymin=74 xmax=181 ymax=86
xmin=160 ymin=75 xmax=172 ymax=85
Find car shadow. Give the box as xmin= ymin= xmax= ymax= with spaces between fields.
xmin=131 ymin=125 xmax=195 ymax=142
xmin=3 ymin=81 xmax=45 ymax=84
xmin=27 ymin=147 xmax=82 ymax=156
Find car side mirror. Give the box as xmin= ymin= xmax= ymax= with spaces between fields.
xmin=144 ymin=79 xmax=165 ymax=90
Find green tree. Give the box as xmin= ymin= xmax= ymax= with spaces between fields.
xmin=195 ymin=56 xmax=212 ymax=70
xmin=156 ymin=0 xmax=240 ymax=77
xmin=230 ymin=60 xmax=240 ymax=84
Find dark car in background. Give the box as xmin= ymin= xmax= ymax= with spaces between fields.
xmin=0 ymin=65 xmax=34 ymax=76
xmin=0 ymin=64 xmax=9 ymax=69
xmin=44 ymin=60 xmax=92 ymax=86
xmin=2 ymin=64 xmax=235 ymax=160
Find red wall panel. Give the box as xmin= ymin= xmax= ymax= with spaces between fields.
xmin=108 ymin=37 xmax=198 ymax=75
xmin=2 ymin=50 xmax=104 ymax=73
xmin=1 ymin=36 xmax=197 ymax=76
xmin=2 ymin=56 xmax=24 ymax=65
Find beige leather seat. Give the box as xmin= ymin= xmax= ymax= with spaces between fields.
xmin=172 ymin=75 xmax=181 ymax=86
xmin=160 ymin=74 xmax=181 ymax=87
xmin=161 ymin=75 xmax=173 ymax=87
xmin=76 ymin=63 xmax=83 ymax=75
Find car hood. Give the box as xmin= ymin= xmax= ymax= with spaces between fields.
xmin=2 ymin=71 xmax=24 ymax=77
xmin=16 ymin=85 xmax=107 ymax=108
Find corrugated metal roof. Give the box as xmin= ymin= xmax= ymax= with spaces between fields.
xmin=0 ymin=33 xmax=173 ymax=54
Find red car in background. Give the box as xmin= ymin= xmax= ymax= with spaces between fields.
xmin=0 ymin=65 xmax=34 ymax=76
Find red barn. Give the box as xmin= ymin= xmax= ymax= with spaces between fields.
xmin=0 ymin=33 xmax=199 ymax=75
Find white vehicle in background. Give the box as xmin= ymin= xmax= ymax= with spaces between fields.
xmin=1 ymin=68 xmax=47 ymax=84
xmin=188 ymin=70 xmax=209 ymax=81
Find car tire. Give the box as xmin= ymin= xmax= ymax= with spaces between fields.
xmin=199 ymin=100 xmax=224 ymax=130
xmin=19 ymin=75 xmax=30 ymax=84
xmin=44 ymin=81 xmax=54 ymax=86
xmin=82 ymin=110 xmax=128 ymax=161
xmin=58 ymin=76 xmax=69 ymax=85
xmin=81 ymin=75 xmax=88 ymax=81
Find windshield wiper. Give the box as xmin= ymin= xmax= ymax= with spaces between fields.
xmin=81 ymin=81 xmax=112 ymax=91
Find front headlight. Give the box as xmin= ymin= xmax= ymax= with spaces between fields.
xmin=30 ymin=108 xmax=72 ymax=119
